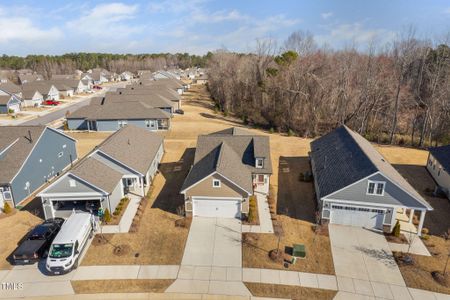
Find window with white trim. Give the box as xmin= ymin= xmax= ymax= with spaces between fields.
xmin=367 ymin=181 xmax=385 ymax=196
xmin=118 ymin=120 xmax=128 ymax=128
xmin=256 ymin=158 xmax=264 ymax=168
xmin=213 ymin=179 xmax=221 ymax=188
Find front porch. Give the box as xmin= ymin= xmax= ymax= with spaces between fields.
xmin=395 ymin=207 xmax=426 ymax=236
xmin=122 ymin=175 xmax=146 ymax=197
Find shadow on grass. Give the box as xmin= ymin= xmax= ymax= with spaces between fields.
xmin=21 ymin=197 xmax=45 ymax=219
xmin=151 ymin=148 xmax=195 ymax=214
xmin=277 ymin=156 xmax=317 ymax=223
xmin=199 ymin=112 xmax=244 ymax=126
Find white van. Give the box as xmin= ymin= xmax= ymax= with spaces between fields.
xmin=46 ymin=212 xmax=94 ymax=275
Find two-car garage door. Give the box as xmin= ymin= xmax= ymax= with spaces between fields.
xmin=192 ymin=197 xmax=241 ymax=218
xmin=330 ymin=205 xmax=385 ymax=229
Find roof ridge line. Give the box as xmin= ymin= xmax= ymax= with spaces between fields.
xmin=343 ymin=125 xmax=380 ymax=172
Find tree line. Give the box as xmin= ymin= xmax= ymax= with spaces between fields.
xmin=0 ymin=52 xmax=211 ymax=79
xmin=207 ymin=30 xmax=450 ymax=147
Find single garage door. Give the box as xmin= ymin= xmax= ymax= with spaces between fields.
xmin=193 ymin=197 xmax=241 ymax=218
xmin=330 ymin=205 xmax=384 ymax=229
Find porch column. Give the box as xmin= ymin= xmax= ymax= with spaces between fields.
xmin=409 ymin=209 xmax=415 ymax=224
xmin=417 ymin=210 xmax=426 ymax=236
xmin=141 ymin=177 xmax=145 ymax=196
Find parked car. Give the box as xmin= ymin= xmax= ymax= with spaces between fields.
xmin=12 ymin=218 xmax=65 ymax=264
xmin=46 ymin=213 xmax=94 ymax=275
xmin=43 ymin=100 xmax=60 ymax=106
xmin=175 ymin=109 xmax=185 ymax=115
xmin=92 ymin=85 xmax=102 ymax=90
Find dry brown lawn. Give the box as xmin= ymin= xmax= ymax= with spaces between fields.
xmin=0 ymin=211 xmax=42 ymax=269
xmin=71 ymin=279 xmax=173 ymax=294
xmin=66 ymin=131 xmax=112 ymax=158
xmin=375 ymin=145 xmax=428 ymax=166
xmin=245 ymin=282 xmax=337 ymax=299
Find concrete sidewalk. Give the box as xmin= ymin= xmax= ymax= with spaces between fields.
xmin=242 ymin=192 xmax=274 ymax=234
xmin=101 ymin=194 xmax=141 ymax=233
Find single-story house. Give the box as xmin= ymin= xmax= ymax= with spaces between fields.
xmin=18 ymin=74 xmax=44 ymax=84
xmin=0 ymin=94 xmax=22 ymax=113
xmin=51 ymin=79 xmax=85 ymax=94
xmin=427 ymin=145 xmax=450 ymax=199
xmin=181 ymin=127 xmax=272 ymax=219
xmin=0 ymin=126 xmax=77 ymax=210
xmin=67 ymin=101 xmax=171 ymax=132
xmin=102 ymin=93 xmax=175 ymax=115
xmin=22 ymin=82 xmax=60 ymax=101
xmin=153 ymin=70 xmax=180 ymax=80
xmin=117 ymin=86 xmax=182 ymax=109
xmin=50 ymin=82 xmax=74 ymax=98
xmin=140 ymin=78 xmax=186 ymax=95
xmin=310 ymin=125 xmax=433 ymax=235
xmin=0 ymin=82 xmax=22 ymax=98
xmin=22 ymin=90 xmax=44 ymax=107
xmin=38 ymin=125 xmax=164 ymax=219
xmin=90 ymin=71 xmax=108 ymax=85
xmin=51 ymin=74 xmax=75 ymax=80
xmin=120 ymin=71 xmax=134 ymax=81
xmin=195 ymin=74 xmax=208 ymax=85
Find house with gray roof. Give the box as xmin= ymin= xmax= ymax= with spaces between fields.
xmin=66 ymin=100 xmax=171 ymax=132
xmin=181 ymin=127 xmax=272 ymax=219
xmin=140 ymin=78 xmax=187 ymax=94
xmin=118 ymin=85 xmax=182 ymax=109
xmin=18 ymin=74 xmax=44 ymax=84
xmin=310 ymin=125 xmax=433 ymax=235
xmin=0 ymin=94 xmax=22 ymax=114
xmin=0 ymin=82 xmax=22 ymax=97
xmin=22 ymin=81 xmax=60 ymax=101
xmin=427 ymin=145 xmax=450 ymax=199
xmin=21 ymin=89 xmax=44 ymax=107
xmin=38 ymin=125 xmax=164 ymax=219
xmin=102 ymin=93 xmax=175 ymax=114
xmin=0 ymin=126 xmax=77 ymax=210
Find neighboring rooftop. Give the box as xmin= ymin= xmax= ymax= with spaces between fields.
xmin=310 ymin=125 xmax=432 ymax=209
xmin=0 ymin=82 xmax=21 ymax=94
xmin=429 ymin=145 xmax=450 ymax=172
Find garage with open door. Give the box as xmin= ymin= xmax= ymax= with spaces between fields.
xmin=192 ymin=197 xmax=241 ymax=218
xmin=330 ymin=204 xmax=385 ymax=229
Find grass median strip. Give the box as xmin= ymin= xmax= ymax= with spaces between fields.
xmin=244 ymin=282 xmax=337 ymax=300
xmin=71 ymin=279 xmax=174 ymax=294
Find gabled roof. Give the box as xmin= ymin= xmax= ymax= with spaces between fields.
xmin=67 ymin=101 xmax=170 ymax=120
xmin=19 ymin=74 xmax=43 ymax=83
xmin=96 ymin=125 xmax=164 ymax=175
xmin=118 ymin=86 xmax=181 ymax=101
xmin=429 ymin=145 xmax=450 ymax=173
xmin=0 ymin=95 xmax=13 ymax=105
xmin=0 ymin=126 xmax=47 ymax=184
xmin=310 ymin=125 xmax=432 ymax=209
xmin=71 ymin=157 xmax=122 ymax=193
xmin=49 ymin=79 xmax=81 ymax=90
xmin=103 ymin=93 xmax=175 ymax=108
xmin=181 ymin=127 xmax=272 ymax=193
xmin=22 ymin=89 xmax=42 ymax=99
xmin=0 ymin=82 xmax=21 ymax=94
xmin=22 ymin=81 xmax=57 ymax=95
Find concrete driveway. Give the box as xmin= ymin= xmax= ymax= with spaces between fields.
xmin=181 ymin=217 xmax=242 ymax=267
xmin=329 ymin=225 xmax=405 ymax=287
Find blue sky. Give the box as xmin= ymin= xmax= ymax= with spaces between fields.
xmin=0 ymin=0 xmax=449 ymax=55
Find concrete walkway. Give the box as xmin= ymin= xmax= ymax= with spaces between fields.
xmin=242 ymin=192 xmax=274 ymax=234
xmin=22 ymin=293 xmax=286 ymax=299
xmin=101 ymin=194 xmax=141 ymax=233
xmin=388 ymin=234 xmax=431 ymax=256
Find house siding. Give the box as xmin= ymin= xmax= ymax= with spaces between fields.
xmin=427 ymin=153 xmax=450 ymax=198
xmin=108 ymin=180 xmax=124 ymax=213
xmin=326 ymin=173 xmax=427 ymax=209
xmin=43 ymin=174 xmax=102 ymax=194
xmin=185 ymin=173 xmax=248 ymax=199
xmin=10 ymin=129 xmax=77 ymax=205
xmin=67 ymin=119 xmax=88 ymax=130
xmin=0 ymin=105 xmax=7 ymax=114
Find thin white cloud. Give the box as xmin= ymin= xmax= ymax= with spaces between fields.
xmin=148 ymin=0 xmax=207 ymax=14
xmin=0 ymin=7 xmax=62 ymax=44
xmin=191 ymin=9 xmax=249 ymax=23
xmin=321 ymin=12 xmax=333 ymax=19
xmin=67 ymin=3 xmax=142 ymax=38
xmin=316 ymin=22 xmax=396 ymax=47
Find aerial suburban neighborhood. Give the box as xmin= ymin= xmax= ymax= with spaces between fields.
xmin=0 ymin=1 xmax=449 ymax=300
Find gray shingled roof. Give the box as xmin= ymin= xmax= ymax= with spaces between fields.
xmin=97 ymin=125 xmax=164 ymax=175
xmin=71 ymin=157 xmax=122 ymax=193
xmin=22 ymin=81 xmax=55 ymax=95
xmin=0 ymin=95 xmax=12 ymax=105
xmin=429 ymin=145 xmax=450 ymax=173
xmin=103 ymin=93 xmax=174 ymax=108
xmin=0 ymin=82 xmax=21 ymax=94
xmin=67 ymin=101 xmax=170 ymax=120
xmin=181 ymin=127 xmax=271 ymax=193
xmin=118 ymin=86 xmax=181 ymax=101
xmin=0 ymin=126 xmax=46 ymax=184
xmin=310 ymin=125 xmax=432 ymax=209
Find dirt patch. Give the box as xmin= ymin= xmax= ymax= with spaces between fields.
xmin=244 ymin=282 xmax=337 ymax=300
xmin=113 ymin=244 xmax=131 ymax=256
xmin=0 ymin=211 xmax=42 ymax=269
xmin=243 ymin=215 xmax=335 ymax=275
xmin=71 ymin=279 xmax=173 ymax=294
xmin=385 ymin=233 xmax=408 ymax=244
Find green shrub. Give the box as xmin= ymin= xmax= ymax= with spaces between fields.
xmin=103 ymin=208 xmax=111 ymax=223
xmin=269 ymin=127 xmax=274 ymax=134
xmin=8 ymin=108 xmax=14 ymax=114
xmin=3 ymin=202 xmax=12 ymax=214
xmin=288 ymin=129 xmax=294 ymax=137
xmin=113 ymin=210 xmax=119 ymax=216
xmin=392 ymin=220 xmax=401 ymax=237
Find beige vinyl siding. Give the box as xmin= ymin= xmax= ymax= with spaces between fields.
xmin=185 ymin=173 xmax=248 ymax=199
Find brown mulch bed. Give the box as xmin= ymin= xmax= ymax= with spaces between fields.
xmin=385 ymin=233 xmax=408 ymax=244
xmin=106 ymin=197 xmax=131 ymax=226
xmin=242 ymin=196 xmax=260 ymax=226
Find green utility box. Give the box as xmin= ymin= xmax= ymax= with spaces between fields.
xmin=293 ymin=244 xmax=306 ymax=258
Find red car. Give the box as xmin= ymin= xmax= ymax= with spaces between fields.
xmin=93 ymin=85 xmax=102 ymax=90
xmin=43 ymin=100 xmax=60 ymax=106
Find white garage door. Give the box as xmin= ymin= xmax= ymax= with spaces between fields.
xmin=330 ymin=205 xmax=384 ymax=229
xmin=193 ymin=198 xmax=241 ymax=218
